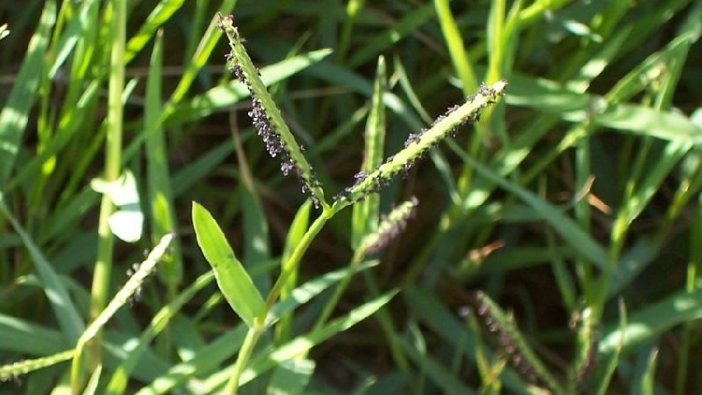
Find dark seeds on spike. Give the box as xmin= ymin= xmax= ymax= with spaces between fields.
xmin=353 ymin=171 xmax=368 ymax=185
xmin=404 ymin=132 xmax=421 ymax=147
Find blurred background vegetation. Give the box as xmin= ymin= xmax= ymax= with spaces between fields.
xmin=1 ymin=0 xmax=702 ymax=394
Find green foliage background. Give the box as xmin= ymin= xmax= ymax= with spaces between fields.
xmin=1 ymin=0 xmax=702 ymax=394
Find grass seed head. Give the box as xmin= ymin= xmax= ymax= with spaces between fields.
xmin=336 ymin=80 xmax=507 ymax=206
xmin=360 ymin=197 xmax=419 ymax=256
xmin=218 ymin=13 xmax=327 ymax=208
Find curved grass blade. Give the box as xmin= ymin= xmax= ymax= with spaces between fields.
xmin=124 ymin=0 xmax=186 ymax=63
xmin=146 ymin=29 xmax=182 ymax=287
xmin=134 ymin=261 xmax=378 ymax=394
xmin=276 ymin=200 xmax=312 ymax=343
xmin=447 ymin=140 xmax=609 ymax=269
xmin=0 ymin=192 xmax=84 ymax=343
xmin=199 ymin=290 xmax=398 ymax=392
xmin=599 ymin=287 xmax=702 ymax=356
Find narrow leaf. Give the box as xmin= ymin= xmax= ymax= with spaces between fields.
xmin=192 ymin=202 xmax=265 ymax=327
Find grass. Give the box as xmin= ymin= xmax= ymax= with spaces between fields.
xmin=1 ymin=1 xmax=702 ymax=394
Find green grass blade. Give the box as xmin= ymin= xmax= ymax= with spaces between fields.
xmin=276 ymin=200 xmax=312 ymax=343
xmin=134 ymin=262 xmax=378 ymax=395
xmin=447 ymin=141 xmax=609 ymax=268
xmin=192 ymin=202 xmax=265 ymax=328
xmin=170 ymin=140 xmax=236 ymax=197
xmin=348 ymin=3 xmax=435 ymax=68
xmin=0 ymin=193 xmax=84 ymax=342
xmin=351 ymin=56 xmax=386 ymax=248
xmin=146 ymin=29 xmax=183 ymax=289
xmin=240 ymin=180 xmax=271 ymax=292
xmin=168 ymin=49 xmax=332 ymax=125
xmin=134 ymin=326 xmax=249 ymax=395
xmin=121 ymin=0 xmax=237 ymax=163
xmin=82 ymin=365 xmax=102 ymax=395
xmin=71 ymin=234 xmax=175 ymax=393
xmin=228 ymin=290 xmax=398 ymax=390
xmin=0 ymin=0 xmax=56 ymax=185
xmin=399 ymin=338 xmax=476 ymax=395
xmin=434 ymin=0 xmax=478 ymax=95
xmin=124 ymin=0 xmax=186 ymax=64
xmin=599 ymin=287 xmax=702 ymax=357
xmin=0 ymin=314 xmax=69 ymax=354
xmin=267 ymin=359 xmax=315 ymax=395
xmin=104 ymin=272 xmax=215 ymax=395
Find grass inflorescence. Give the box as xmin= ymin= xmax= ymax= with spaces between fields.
xmin=336 ymin=81 xmax=507 ymax=207
xmin=218 ymin=13 xmax=325 ymax=209
xmin=1 ymin=2 xmax=702 ymax=395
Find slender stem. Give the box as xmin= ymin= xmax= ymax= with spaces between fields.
xmin=225 ymin=322 xmax=263 ymax=395
xmin=225 ymin=209 xmax=331 ymax=392
xmin=84 ymin=0 xmax=125 ymax=389
xmin=262 ymin=210 xmax=331 ymax=313
xmin=313 ymin=250 xmax=364 ymax=331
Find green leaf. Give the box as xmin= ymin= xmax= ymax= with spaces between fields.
xmin=448 ymin=140 xmax=609 ymax=269
xmin=277 ymin=200 xmax=312 ymax=343
xmin=267 ymin=359 xmax=315 ymax=395
xmin=0 ymin=0 xmax=56 ymax=185
xmin=351 ymin=56 xmax=386 ymax=248
xmin=192 ymin=202 xmax=265 ymax=327
xmin=599 ymin=287 xmax=702 ymax=356
xmin=0 ymin=193 xmax=84 ymax=343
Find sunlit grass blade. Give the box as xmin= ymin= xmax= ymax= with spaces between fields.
xmin=267 ymin=359 xmax=315 ymax=395
xmin=168 ymin=49 xmax=332 ymax=125
xmin=88 ymin=0 xmax=127 ymax=378
xmin=192 ymin=202 xmax=265 ymax=328
xmin=124 ymin=0 xmax=186 ymax=63
xmin=134 ymin=261 xmax=378 ymax=394
xmin=0 ymin=0 xmax=56 ymax=185
xmin=121 ymin=0 xmax=237 ymax=162
xmin=434 ymin=0 xmax=478 ymax=95
xmin=599 ymin=287 xmax=702 ymax=356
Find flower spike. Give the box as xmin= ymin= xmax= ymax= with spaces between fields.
xmin=217 ymin=14 xmax=327 ymax=208
xmin=335 ymin=80 xmax=507 ymax=208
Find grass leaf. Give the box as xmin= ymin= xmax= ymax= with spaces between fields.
xmin=192 ymin=202 xmax=265 ymax=327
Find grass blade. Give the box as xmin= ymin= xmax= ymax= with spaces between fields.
xmin=0 ymin=0 xmax=56 ymax=185
xmin=192 ymin=202 xmax=265 ymax=328
xmin=0 ymin=193 xmax=84 ymax=342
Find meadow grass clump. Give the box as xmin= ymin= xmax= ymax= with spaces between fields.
xmin=205 ymin=14 xmax=506 ymax=392
xmin=1 ymin=2 xmax=701 ymax=395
